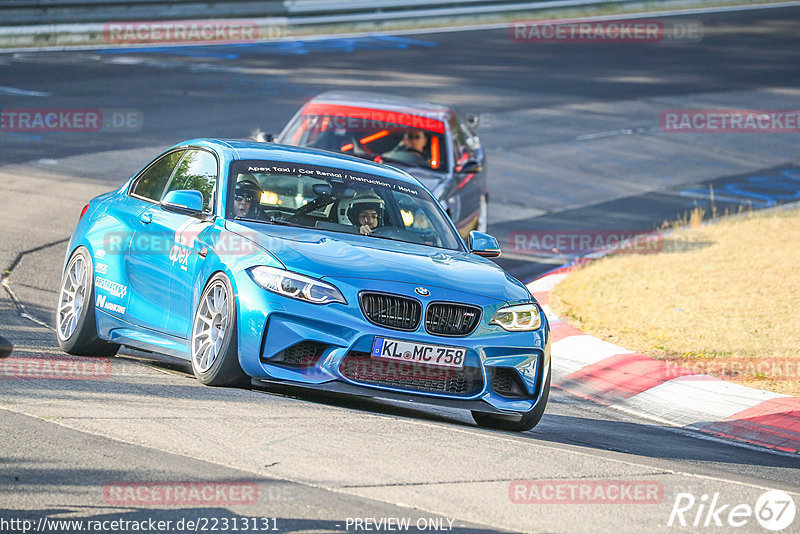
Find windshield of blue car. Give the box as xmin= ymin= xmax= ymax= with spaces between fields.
xmin=278 ymin=106 xmax=449 ymax=173
xmin=227 ymin=160 xmax=464 ymax=251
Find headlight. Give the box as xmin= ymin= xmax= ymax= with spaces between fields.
xmin=247 ymin=266 xmax=345 ymax=305
xmin=490 ymin=303 xmax=542 ymax=331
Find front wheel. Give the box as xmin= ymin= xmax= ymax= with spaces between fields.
xmin=472 ymin=371 xmax=550 ymax=432
xmin=190 ymin=273 xmax=248 ymax=387
xmin=56 ymin=247 xmax=120 ymax=356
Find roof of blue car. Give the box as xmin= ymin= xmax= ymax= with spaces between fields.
xmin=174 ymin=138 xmax=419 ymax=184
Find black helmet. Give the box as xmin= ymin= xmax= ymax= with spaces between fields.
xmin=235 ymin=178 xmax=261 ymax=203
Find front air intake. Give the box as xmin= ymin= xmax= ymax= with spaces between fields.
xmin=359 ymin=292 xmax=421 ymax=331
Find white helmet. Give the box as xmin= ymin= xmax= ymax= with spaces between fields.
xmin=338 ymin=191 xmax=386 ymax=226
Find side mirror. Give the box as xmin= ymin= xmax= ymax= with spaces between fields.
xmin=0 ymin=335 xmax=13 ymax=358
xmin=468 ymin=231 xmax=500 ymax=258
xmin=458 ymin=159 xmax=482 ymax=174
xmin=162 ymin=190 xmax=205 ymax=217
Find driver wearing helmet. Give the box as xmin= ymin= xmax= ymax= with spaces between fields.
xmin=233 ymin=177 xmax=262 ymax=218
xmin=338 ymin=191 xmax=385 ymax=235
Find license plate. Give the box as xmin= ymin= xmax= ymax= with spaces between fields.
xmin=371 ymin=337 xmax=466 ymax=368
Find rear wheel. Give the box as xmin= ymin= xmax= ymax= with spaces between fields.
xmin=472 ymin=370 xmax=550 ymax=432
xmin=56 ymin=247 xmax=120 ymax=356
xmin=190 ymin=273 xmax=247 ymax=387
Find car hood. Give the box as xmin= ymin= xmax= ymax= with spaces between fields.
xmin=230 ymin=222 xmax=529 ymax=302
xmin=386 ymin=165 xmax=447 ymax=194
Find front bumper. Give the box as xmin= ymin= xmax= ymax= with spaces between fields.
xmin=235 ymin=272 xmax=550 ymax=415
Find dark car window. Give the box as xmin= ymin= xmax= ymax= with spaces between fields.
xmin=227 ymin=159 xmax=465 ymax=251
xmin=278 ymin=104 xmax=450 ymax=173
xmin=163 ymin=149 xmax=218 ymax=213
xmin=130 ymin=150 xmax=185 ymax=202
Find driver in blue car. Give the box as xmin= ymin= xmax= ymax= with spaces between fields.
xmin=233 ymin=177 xmax=262 ymax=218
xmin=340 ymin=191 xmax=386 ymax=235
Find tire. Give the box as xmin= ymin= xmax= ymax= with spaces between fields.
xmin=472 ymin=369 xmax=550 ymax=432
xmin=56 ymin=247 xmax=120 ymax=356
xmin=190 ymin=273 xmax=248 ymax=387
xmin=0 ymin=335 xmax=13 ymax=358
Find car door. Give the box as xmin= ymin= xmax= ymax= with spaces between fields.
xmin=98 ymin=148 xmax=184 ymax=330
xmin=130 ymin=148 xmax=219 ymax=339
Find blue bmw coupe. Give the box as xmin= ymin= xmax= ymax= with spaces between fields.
xmin=57 ymin=139 xmax=550 ymax=431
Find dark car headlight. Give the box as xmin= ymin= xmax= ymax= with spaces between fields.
xmin=490 ymin=303 xmax=542 ymax=331
xmin=248 ymin=266 xmax=346 ymax=305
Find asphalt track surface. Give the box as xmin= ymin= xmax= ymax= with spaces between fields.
xmin=1 ymin=5 xmax=799 ymax=534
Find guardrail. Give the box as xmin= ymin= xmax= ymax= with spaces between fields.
xmin=0 ymin=0 xmax=733 ymax=49
xmin=1 ymin=0 xmax=687 ymax=25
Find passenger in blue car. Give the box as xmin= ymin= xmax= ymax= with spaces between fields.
xmin=339 ymin=191 xmax=386 ymax=235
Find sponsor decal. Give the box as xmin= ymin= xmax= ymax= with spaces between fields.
xmin=95 ymin=262 xmax=109 ymax=275
xmin=169 ymin=245 xmax=191 ymax=271
xmin=97 ymin=294 xmax=126 ymax=315
xmin=95 ymin=276 xmax=128 ymax=299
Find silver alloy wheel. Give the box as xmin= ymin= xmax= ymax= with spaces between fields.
xmin=57 ymin=253 xmax=88 ymax=341
xmin=192 ymin=280 xmax=230 ymax=373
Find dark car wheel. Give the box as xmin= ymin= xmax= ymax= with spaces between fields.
xmin=472 ymin=370 xmax=550 ymax=432
xmin=190 ymin=273 xmax=248 ymax=387
xmin=56 ymin=247 xmax=120 ymax=357
xmin=0 ymin=335 xmax=14 ymax=358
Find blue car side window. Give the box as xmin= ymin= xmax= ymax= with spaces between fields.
xmin=163 ymin=149 xmax=218 ymax=213
xmin=131 ymin=150 xmax=185 ymax=202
